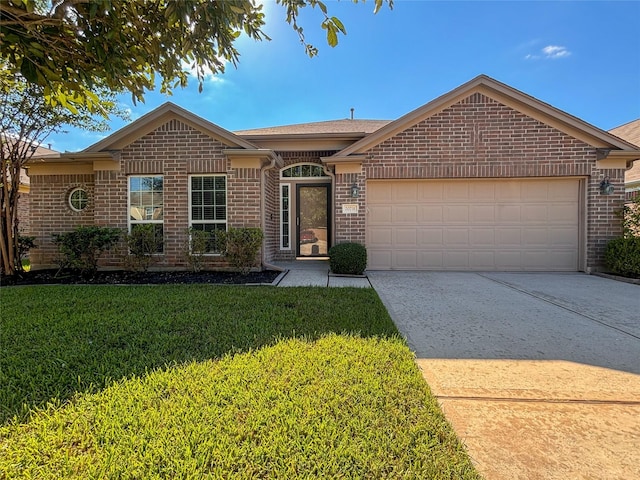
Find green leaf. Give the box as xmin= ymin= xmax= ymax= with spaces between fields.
xmin=19 ymin=59 xmax=38 ymax=83
xmin=327 ymin=28 xmax=338 ymax=47
xmin=331 ymin=17 xmax=346 ymax=34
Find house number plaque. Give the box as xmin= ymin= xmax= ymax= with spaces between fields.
xmin=342 ymin=204 xmax=359 ymax=214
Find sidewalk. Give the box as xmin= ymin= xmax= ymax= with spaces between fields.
xmin=272 ymin=260 xmax=371 ymax=288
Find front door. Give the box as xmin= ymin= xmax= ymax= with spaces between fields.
xmin=296 ymin=184 xmax=330 ymax=257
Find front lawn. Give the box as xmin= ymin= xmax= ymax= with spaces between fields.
xmin=0 ymin=286 xmax=480 ymax=479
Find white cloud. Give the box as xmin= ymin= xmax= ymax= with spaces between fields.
xmin=181 ymin=60 xmax=227 ymax=84
xmin=542 ymin=45 xmax=571 ymax=59
xmin=525 ymin=44 xmax=571 ymax=60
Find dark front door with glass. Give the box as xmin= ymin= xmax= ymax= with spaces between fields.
xmin=296 ymin=184 xmax=330 ymax=257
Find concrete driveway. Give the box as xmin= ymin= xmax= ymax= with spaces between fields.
xmin=368 ymin=272 xmax=640 ymax=480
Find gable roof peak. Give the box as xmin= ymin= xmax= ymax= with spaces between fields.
xmin=332 ymin=74 xmax=638 ymax=157
xmin=84 ymin=102 xmax=258 ymax=152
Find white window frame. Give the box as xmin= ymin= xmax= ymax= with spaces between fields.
xmin=188 ymin=174 xmax=227 ymax=255
xmin=280 ymin=183 xmax=291 ymax=250
xmin=128 ymin=175 xmax=164 ymax=253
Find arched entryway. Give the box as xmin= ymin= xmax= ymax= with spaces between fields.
xmin=280 ymin=164 xmax=332 ymax=257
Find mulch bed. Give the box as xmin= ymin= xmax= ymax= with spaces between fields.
xmin=1 ymin=269 xmax=281 ymax=287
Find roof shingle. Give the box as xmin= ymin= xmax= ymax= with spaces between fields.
xmin=234 ymin=119 xmax=391 ymax=136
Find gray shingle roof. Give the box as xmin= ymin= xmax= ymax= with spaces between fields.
xmin=234 ymin=119 xmax=392 ymax=136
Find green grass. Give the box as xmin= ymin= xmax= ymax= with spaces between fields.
xmin=0 ymin=285 xmax=481 ymax=479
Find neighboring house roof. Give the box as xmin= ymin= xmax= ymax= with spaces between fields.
xmin=1 ymin=135 xmax=59 ymax=190
xmin=235 ymin=119 xmax=391 ymax=136
xmin=332 ymin=75 xmax=640 ymax=161
xmin=610 ymin=118 xmax=640 ymax=191
xmin=609 ymin=118 xmax=640 ymax=147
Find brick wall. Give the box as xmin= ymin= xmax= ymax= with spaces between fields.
xmin=29 ymin=174 xmax=96 ymax=267
xmin=332 ymin=92 xmax=623 ymax=270
xmin=17 ymin=192 xmax=30 ymax=234
xmin=30 ymin=120 xmax=264 ymax=270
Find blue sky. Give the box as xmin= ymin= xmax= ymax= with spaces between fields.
xmin=49 ymin=0 xmax=640 ymax=152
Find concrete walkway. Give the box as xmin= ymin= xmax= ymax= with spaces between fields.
xmin=368 ymin=271 xmax=640 ymax=480
xmin=273 ymin=260 xmax=371 ymax=288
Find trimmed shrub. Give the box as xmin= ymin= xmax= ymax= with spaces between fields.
xmin=329 ymin=242 xmax=367 ymax=275
xmin=124 ymin=224 xmax=161 ymax=272
xmin=221 ymin=227 xmax=263 ymax=275
xmin=53 ymin=226 xmax=121 ymax=276
xmin=605 ymin=237 xmax=640 ymax=278
xmin=183 ymin=227 xmax=211 ymax=272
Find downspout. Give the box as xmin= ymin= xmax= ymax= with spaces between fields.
xmin=260 ymin=153 xmax=285 ymax=272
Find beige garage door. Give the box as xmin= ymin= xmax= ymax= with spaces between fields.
xmin=366 ymin=178 xmax=581 ymax=271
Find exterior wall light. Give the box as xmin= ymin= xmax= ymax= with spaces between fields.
xmin=350 ymin=183 xmax=360 ymax=198
xmin=599 ymin=177 xmax=614 ymax=195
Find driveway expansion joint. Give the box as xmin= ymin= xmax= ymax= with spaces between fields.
xmin=476 ymin=273 xmax=640 ymax=341
xmin=435 ymin=395 xmax=640 ymax=406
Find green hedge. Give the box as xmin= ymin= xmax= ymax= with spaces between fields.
xmin=329 ymin=242 xmax=367 ymax=275
xmin=605 ymin=237 xmax=640 ymax=277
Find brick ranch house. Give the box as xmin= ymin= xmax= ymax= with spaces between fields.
xmin=27 ymin=75 xmax=640 ymax=272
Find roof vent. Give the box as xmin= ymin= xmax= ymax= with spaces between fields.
xmin=350 ymin=108 xmax=354 ymax=120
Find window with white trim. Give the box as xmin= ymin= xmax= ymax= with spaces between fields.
xmin=129 ymin=176 xmax=164 ymax=252
xmin=280 ymin=184 xmax=290 ymax=249
xmin=189 ymin=175 xmax=227 ymax=253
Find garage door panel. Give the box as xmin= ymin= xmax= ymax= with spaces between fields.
xmin=444 ymin=205 xmax=469 ymax=223
xmin=521 ymin=205 xmax=549 ymax=222
xmin=368 ymin=205 xmax=392 ymax=224
xmin=394 ymin=205 xmax=418 ymax=223
xmin=395 ymin=228 xmax=417 ymax=246
xmin=394 ymin=183 xmax=418 ymax=202
xmin=418 ymin=182 xmax=444 ymax=201
xmin=444 ymin=182 xmax=470 ymax=200
xmin=470 ymin=229 xmax=495 ymax=245
xmin=367 ymin=183 xmax=392 ymax=202
xmin=470 ymin=205 xmax=496 ymax=223
xmin=420 ymin=229 xmax=444 ymax=247
xmin=548 ymin=179 xmax=579 ymax=199
xmin=444 ymin=251 xmax=470 ymax=269
xmin=394 ymin=251 xmax=418 ymax=268
xmin=550 ymin=204 xmax=579 ymax=223
xmin=367 ymin=227 xmax=393 ymax=247
xmin=550 ymin=228 xmax=579 ymax=246
xmin=497 ymin=205 xmax=522 ymax=222
xmin=444 ymin=229 xmax=470 ymax=245
xmin=496 ymin=228 xmax=522 ymax=246
xmin=419 ymin=205 xmax=443 ymax=223
xmin=522 ymin=228 xmax=549 ymax=246
xmin=469 ymin=182 xmax=496 ymax=200
xmin=496 ymin=183 xmax=522 ymax=202
xmin=366 ymin=179 xmax=580 ymax=271
xmin=419 ymin=251 xmax=444 ymax=269
xmin=470 ymin=251 xmax=496 ymax=269
xmin=369 ymin=250 xmax=392 ymax=269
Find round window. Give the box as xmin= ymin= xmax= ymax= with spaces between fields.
xmin=69 ymin=188 xmax=89 ymax=211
